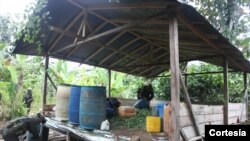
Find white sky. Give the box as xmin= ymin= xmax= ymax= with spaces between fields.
xmin=0 ymin=0 xmax=35 ymax=15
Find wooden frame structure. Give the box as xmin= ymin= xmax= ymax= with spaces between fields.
xmin=13 ymin=0 xmax=250 ymax=140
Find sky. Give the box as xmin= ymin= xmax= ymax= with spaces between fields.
xmin=0 ymin=0 xmax=34 ymax=15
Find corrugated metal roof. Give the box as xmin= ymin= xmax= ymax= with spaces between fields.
xmin=13 ymin=0 xmax=250 ymax=77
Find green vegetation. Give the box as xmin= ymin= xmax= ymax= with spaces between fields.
xmin=110 ymin=109 xmax=151 ymax=129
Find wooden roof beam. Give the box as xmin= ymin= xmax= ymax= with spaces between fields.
xmin=48 ymin=10 xmax=85 ymax=52
xmin=49 ymin=9 xmax=167 ymax=54
xmin=125 ymin=47 xmax=163 ymax=68
xmin=67 ymin=21 xmax=108 ymax=57
xmin=87 ymin=10 xmax=170 ymax=54
xmin=110 ymin=18 xmax=203 ymax=25
xmin=127 ymin=27 xmax=218 ymax=39
xmin=85 ymin=2 xmax=176 ymax=10
xmin=177 ymin=9 xmax=246 ymax=71
xmin=84 ymin=31 xmax=125 ymax=62
xmin=98 ymin=37 xmax=140 ymax=65
xmin=109 ymin=43 xmax=149 ymax=68
xmin=131 ymin=52 xmax=168 ymax=74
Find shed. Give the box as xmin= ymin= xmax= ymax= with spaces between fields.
xmin=13 ymin=0 xmax=250 ymax=140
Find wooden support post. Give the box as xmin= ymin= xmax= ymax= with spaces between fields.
xmin=42 ymin=55 xmax=49 ymax=114
xmin=223 ymin=57 xmax=229 ymax=125
xmin=47 ymin=72 xmax=57 ymax=91
xmin=179 ymin=71 xmax=201 ymax=137
xmin=244 ymin=72 xmax=248 ymax=120
xmin=169 ymin=13 xmax=180 ymax=141
xmin=108 ymin=69 xmax=111 ymax=98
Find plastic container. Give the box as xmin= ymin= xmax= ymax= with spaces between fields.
xmin=146 ymin=116 xmax=161 ymax=133
xmin=156 ymin=103 xmax=165 ymax=118
xmin=164 ymin=104 xmax=171 ymax=134
xmin=118 ymin=106 xmax=136 ymax=117
xmin=55 ymin=84 xmax=71 ymax=121
xmin=68 ymin=85 xmax=81 ymax=125
xmin=79 ymin=86 xmax=106 ymax=129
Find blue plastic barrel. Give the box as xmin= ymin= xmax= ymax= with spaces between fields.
xmin=79 ymin=86 xmax=106 ymax=129
xmin=156 ymin=103 xmax=165 ymax=119
xmin=68 ymin=85 xmax=81 ymax=125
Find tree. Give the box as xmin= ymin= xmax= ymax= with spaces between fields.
xmin=198 ymin=0 xmax=250 ymax=44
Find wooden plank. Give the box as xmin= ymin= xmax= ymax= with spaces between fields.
xmin=86 ymin=2 xmax=176 ymax=10
xmin=99 ymin=38 xmax=139 ymax=65
xmin=109 ymin=43 xmax=148 ymax=68
xmin=68 ymin=0 xmax=178 ymax=55
xmin=180 ymin=114 xmax=224 ymax=127
xmin=111 ymin=19 xmax=169 ymax=25
xmin=84 ymin=31 xmax=124 ymax=62
xmin=67 ymin=21 xmax=108 ymax=57
xmin=169 ymin=14 xmax=180 ymax=141
xmin=87 ymin=10 xmax=170 ymax=53
xmin=42 ymin=55 xmax=49 ymax=114
xmin=223 ymin=57 xmax=229 ymax=125
xmin=51 ymin=10 xmax=167 ymax=54
xmin=47 ymin=72 xmax=57 ymax=91
xmin=180 ymin=71 xmax=202 ymax=137
xmin=177 ymin=10 xmax=246 ymax=71
xmin=48 ymin=10 xmax=84 ymax=51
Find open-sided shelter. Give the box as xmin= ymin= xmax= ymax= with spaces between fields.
xmin=13 ymin=0 xmax=250 ymax=140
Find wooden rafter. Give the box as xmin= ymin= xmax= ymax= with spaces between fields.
xmin=84 ymin=1 xmax=176 ymax=10
xmin=111 ymin=19 xmax=169 ymax=25
xmin=84 ymin=31 xmax=125 ymax=62
xmin=90 ymin=41 xmax=147 ymax=65
xmin=98 ymin=38 xmax=139 ymax=65
xmin=125 ymin=47 xmax=163 ymax=68
xmin=67 ymin=22 xmax=108 ymax=57
xmin=132 ymin=52 xmax=168 ymax=74
xmin=50 ymin=9 xmax=167 ymax=54
xmin=89 ymin=11 xmax=171 ymax=52
xmin=69 ymin=24 xmax=148 ymax=66
xmin=110 ymin=18 xmax=203 ymax=25
xmin=145 ymin=36 xmax=208 ymax=47
xmin=109 ymin=43 xmax=149 ymax=68
xmin=48 ymin=10 xmax=84 ymax=52
xmin=177 ymin=10 xmax=246 ymax=71
xmin=127 ymin=27 xmax=217 ymax=39
xmin=73 ymin=19 xmax=84 ymax=43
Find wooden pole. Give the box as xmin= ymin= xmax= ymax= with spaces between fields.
xmin=47 ymin=72 xmax=57 ymax=91
xmin=179 ymin=71 xmax=201 ymax=137
xmin=42 ymin=55 xmax=49 ymax=114
xmin=108 ymin=69 xmax=111 ymax=98
xmin=169 ymin=13 xmax=180 ymax=141
xmin=223 ymin=57 xmax=228 ymax=125
xmin=244 ymin=72 xmax=248 ymax=121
